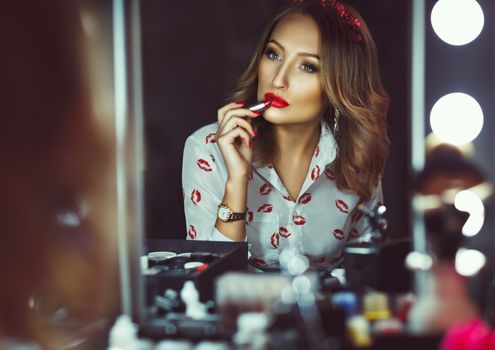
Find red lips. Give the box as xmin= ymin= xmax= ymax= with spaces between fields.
xmin=325 ymin=168 xmax=336 ymax=180
xmin=188 ymin=225 xmax=197 ymax=239
xmin=350 ymin=228 xmax=360 ymax=238
xmin=250 ymin=257 xmax=267 ymax=266
xmin=245 ymin=211 xmax=254 ymax=225
xmin=311 ymin=165 xmax=321 ymax=181
xmin=271 ymin=232 xmax=280 ymax=248
xmin=197 ymin=159 xmax=212 ymax=172
xmin=205 ymin=133 xmax=216 ymax=144
xmin=279 ymin=227 xmax=292 ymax=238
xmin=264 ymin=92 xmax=289 ymax=108
xmin=351 ymin=210 xmax=362 ymax=223
xmin=259 ymin=183 xmax=272 ymax=196
xmin=191 ymin=189 xmax=201 ymax=205
xmin=333 ymin=229 xmax=345 ymax=240
xmin=299 ymin=193 xmax=312 ymax=205
xmin=293 ymin=215 xmax=306 ymax=225
xmin=257 ymin=204 xmax=273 ymax=213
xmin=335 ymin=199 xmax=349 ymax=213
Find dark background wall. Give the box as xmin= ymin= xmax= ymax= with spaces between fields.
xmin=141 ymin=0 xmax=410 ymax=240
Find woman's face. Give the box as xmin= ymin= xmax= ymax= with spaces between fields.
xmin=257 ymin=13 xmax=328 ymax=126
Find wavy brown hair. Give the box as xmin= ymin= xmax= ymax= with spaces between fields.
xmin=229 ymin=2 xmax=389 ymax=202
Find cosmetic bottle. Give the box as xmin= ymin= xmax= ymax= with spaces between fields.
xmin=232 ymin=312 xmax=270 ymax=350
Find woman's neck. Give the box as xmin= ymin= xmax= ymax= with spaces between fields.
xmin=272 ymin=121 xmax=321 ymax=162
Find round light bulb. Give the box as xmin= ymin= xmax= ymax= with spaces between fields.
xmin=430 ymin=92 xmax=483 ymax=145
xmin=455 ymin=248 xmax=486 ymax=276
xmin=431 ymin=0 xmax=484 ymax=46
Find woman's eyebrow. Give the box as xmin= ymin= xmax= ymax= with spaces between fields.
xmin=268 ymin=39 xmax=320 ymax=60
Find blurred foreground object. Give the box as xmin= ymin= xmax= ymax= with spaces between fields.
xmin=0 ymin=0 xmax=117 ymax=348
xmin=408 ymin=145 xmax=493 ymax=334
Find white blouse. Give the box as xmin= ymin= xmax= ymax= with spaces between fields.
xmin=182 ymin=121 xmax=383 ymax=267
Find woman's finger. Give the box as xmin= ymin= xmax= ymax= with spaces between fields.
xmin=217 ymin=102 xmax=245 ymax=125
xmin=217 ymin=126 xmax=252 ymax=149
xmin=223 ymin=107 xmax=260 ymax=123
xmin=219 ymin=116 xmax=256 ymax=138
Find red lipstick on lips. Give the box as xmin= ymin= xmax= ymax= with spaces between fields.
xmin=264 ymin=92 xmax=289 ymax=108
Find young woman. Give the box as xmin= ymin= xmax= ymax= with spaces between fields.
xmin=182 ymin=0 xmax=389 ymax=268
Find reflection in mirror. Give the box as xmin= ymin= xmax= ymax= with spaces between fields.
xmin=142 ymin=0 xmax=409 ymax=245
xmin=131 ymin=0 xmax=495 ymax=347
xmin=138 ymin=0 xmax=410 ymax=327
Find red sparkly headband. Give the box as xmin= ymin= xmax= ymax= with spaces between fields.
xmin=290 ymin=0 xmax=363 ymax=42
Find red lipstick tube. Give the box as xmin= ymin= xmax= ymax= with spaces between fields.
xmin=246 ymin=100 xmax=272 ymax=113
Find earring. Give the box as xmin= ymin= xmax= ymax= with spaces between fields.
xmin=333 ymin=109 xmax=340 ymax=134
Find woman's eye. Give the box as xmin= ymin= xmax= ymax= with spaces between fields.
xmin=301 ymin=63 xmax=318 ymax=73
xmin=264 ymin=49 xmax=280 ymax=61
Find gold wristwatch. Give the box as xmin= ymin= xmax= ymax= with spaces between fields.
xmin=217 ymin=203 xmax=246 ymax=222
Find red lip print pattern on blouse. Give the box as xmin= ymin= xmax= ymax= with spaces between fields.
xmin=333 ymin=228 xmax=345 ymax=240
xmin=299 ymin=193 xmax=312 ymax=205
xmin=183 ymin=121 xmax=383 ymax=262
xmin=325 ymin=167 xmax=336 ymax=180
xmin=314 ymin=146 xmax=320 ymax=158
xmin=196 ymin=159 xmax=212 ymax=172
xmin=311 ymin=165 xmax=321 ymax=181
xmin=283 ymin=195 xmax=293 ymax=202
xmin=245 ymin=211 xmax=254 ymax=225
xmin=191 ymin=189 xmax=201 ymax=205
xmin=270 ymin=232 xmax=280 ymax=248
xmin=313 ymin=257 xmax=325 ymax=264
xmin=279 ymin=227 xmax=292 ymax=238
xmin=293 ymin=215 xmax=306 ymax=225
xmin=349 ymin=228 xmax=360 ymax=238
xmin=188 ymin=225 xmax=197 ymax=239
xmin=259 ymin=183 xmax=272 ymax=196
xmin=335 ymin=199 xmax=349 ymax=213
xmin=257 ymin=204 xmax=273 ymax=213
xmin=205 ymin=133 xmax=216 ymax=144
xmin=250 ymin=257 xmax=267 ymax=266
xmin=351 ymin=210 xmax=362 ymax=223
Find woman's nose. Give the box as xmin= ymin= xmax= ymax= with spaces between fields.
xmin=272 ymin=63 xmax=289 ymax=90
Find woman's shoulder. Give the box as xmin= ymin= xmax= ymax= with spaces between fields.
xmin=187 ymin=122 xmax=219 ymax=143
xmin=184 ymin=122 xmax=220 ymax=155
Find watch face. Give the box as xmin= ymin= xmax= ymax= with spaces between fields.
xmin=218 ymin=206 xmax=230 ymax=221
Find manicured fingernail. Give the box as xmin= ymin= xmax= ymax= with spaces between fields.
xmin=248 ymin=140 xmax=252 ymax=148
xmin=253 ymin=130 xmax=257 ymax=137
xmin=253 ymin=111 xmax=261 ymax=116
xmin=235 ymin=101 xmax=245 ymax=105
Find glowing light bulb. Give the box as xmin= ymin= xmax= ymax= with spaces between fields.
xmin=431 ymin=0 xmax=484 ymax=45
xmin=455 ymin=248 xmax=486 ymax=276
xmin=454 ymin=189 xmax=484 ymax=236
xmin=430 ymin=92 xmax=483 ymax=145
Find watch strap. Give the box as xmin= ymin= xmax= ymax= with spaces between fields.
xmin=229 ymin=211 xmax=246 ymax=221
xmin=218 ymin=203 xmax=246 ymax=222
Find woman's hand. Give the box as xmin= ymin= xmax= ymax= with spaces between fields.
xmin=216 ymin=102 xmax=259 ymax=181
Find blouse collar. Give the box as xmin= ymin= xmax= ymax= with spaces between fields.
xmin=254 ymin=120 xmax=338 ymax=200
